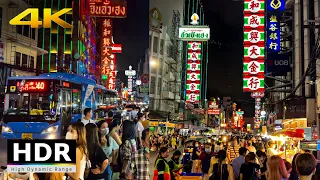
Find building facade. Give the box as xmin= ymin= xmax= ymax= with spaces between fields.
xmin=36 ymin=0 xmax=98 ymax=81
xmin=149 ymin=0 xmax=184 ymax=118
xmin=0 ymin=0 xmax=47 ymax=110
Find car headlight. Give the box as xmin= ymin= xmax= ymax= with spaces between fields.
xmin=2 ymin=126 xmax=13 ymax=133
xmin=41 ymin=125 xmax=59 ymax=134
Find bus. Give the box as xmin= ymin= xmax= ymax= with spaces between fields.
xmin=1 ymin=72 xmax=118 ymax=139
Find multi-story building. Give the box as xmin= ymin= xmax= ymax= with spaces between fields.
xmin=0 ymin=0 xmax=47 ymax=108
xmin=35 ymin=0 xmax=99 ymax=81
xmin=267 ymin=0 xmax=320 ymax=137
xmin=149 ymin=0 xmax=183 ymax=118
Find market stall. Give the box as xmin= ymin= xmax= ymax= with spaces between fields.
xmin=265 ymin=129 xmax=304 ymax=163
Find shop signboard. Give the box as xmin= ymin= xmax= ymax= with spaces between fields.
xmin=88 ymin=0 xmax=127 ymax=18
xmin=178 ymin=26 xmax=210 ymax=41
xmin=243 ymin=0 xmax=265 ymax=92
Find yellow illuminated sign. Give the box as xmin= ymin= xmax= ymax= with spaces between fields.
xmin=9 ymin=8 xmax=73 ymax=28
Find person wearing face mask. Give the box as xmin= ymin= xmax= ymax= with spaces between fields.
xmin=97 ymin=121 xmax=119 ymax=180
xmin=191 ymin=141 xmax=201 ymax=173
xmin=199 ymin=143 xmax=214 ymax=180
xmin=246 ymin=140 xmax=256 ymax=154
xmin=109 ymin=119 xmax=122 ymax=146
xmin=65 ymin=122 xmax=88 ymax=180
xmin=136 ymin=113 xmax=146 ymax=149
xmin=168 ymin=150 xmax=184 ymax=179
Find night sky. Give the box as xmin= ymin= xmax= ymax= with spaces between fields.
xmin=202 ymin=0 xmax=255 ymax=117
xmin=112 ymin=0 xmax=149 ymax=81
xmin=112 ymin=0 xmax=255 ymax=117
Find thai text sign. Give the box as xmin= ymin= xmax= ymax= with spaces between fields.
xmin=89 ymin=0 xmax=127 ymax=18
xmin=179 ymin=26 xmax=210 ymax=41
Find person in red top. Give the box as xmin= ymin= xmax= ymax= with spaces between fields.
xmin=105 ymin=111 xmax=113 ymax=126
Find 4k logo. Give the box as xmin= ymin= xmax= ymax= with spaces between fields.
xmin=9 ymin=8 xmax=72 ymax=28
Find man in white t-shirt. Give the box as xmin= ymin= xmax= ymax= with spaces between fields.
xmin=81 ymin=108 xmax=96 ymax=126
xmin=136 ymin=113 xmax=145 ymax=149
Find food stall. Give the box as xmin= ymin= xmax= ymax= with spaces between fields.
xmin=266 ymin=129 xmax=304 ymax=163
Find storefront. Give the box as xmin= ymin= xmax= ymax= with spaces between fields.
xmin=149 ymin=121 xmax=176 ymax=135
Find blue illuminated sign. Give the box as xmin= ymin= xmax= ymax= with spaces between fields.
xmin=266 ymin=14 xmax=281 ymax=53
xmin=267 ymin=0 xmax=285 ymax=12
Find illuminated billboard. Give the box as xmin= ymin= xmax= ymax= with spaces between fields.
xmin=243 ymin=0 xmax=265 ymax=92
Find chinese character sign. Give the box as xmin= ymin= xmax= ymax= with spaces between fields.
xmin=89 ymin=0 xmax=127 ymax=18
xmin=186 ymin=41 xmax=201 ymax=103
xmin=266 ymin=15 xmax=280 ymax=52
xmin=101 ymin=18 xmax=115 ymax=89
xmin=266 ymin=0 xmax=285 ymax=53
xmin=243 ymin=0 xmax=265 ymax=92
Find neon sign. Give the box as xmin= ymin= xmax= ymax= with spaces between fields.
xmin=243 ymin=0 xmax=265 ymax=92
xmin=88 ymin=0 xmax=127 ymax=18
xmin=186 ymin=41 xmax=201 ymax=103
xmin=17 ymin=81 xmax=46 ymax=92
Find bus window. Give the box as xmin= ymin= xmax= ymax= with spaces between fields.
xmin=6 ymin=93 xmax=29 ymax=115
xmin=72 ymin=89 xmax=81 ymax=114
xmin=3 ymin=92 xmax=59 ymax=122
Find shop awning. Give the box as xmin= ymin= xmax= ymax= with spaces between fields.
xmin=273 ymin=129 xmax=305 ymax=139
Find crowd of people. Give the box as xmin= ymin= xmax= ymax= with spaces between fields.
xmin=27 ymin=107 xmax=150 ymax=180
xmin=153 ymin=135 xmax=320 ymax=180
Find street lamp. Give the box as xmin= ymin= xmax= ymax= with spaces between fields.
xmin=150 ymin=59 xmax=157 ymax=67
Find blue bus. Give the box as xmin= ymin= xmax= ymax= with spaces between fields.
xmin=1 ymin=72 xmax=118 ymax=139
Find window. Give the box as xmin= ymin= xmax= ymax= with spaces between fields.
xmin=150 ymin=76 xmax=156 ymax=94
xmin=160 ymin=39 xmax=164 ymax=55
xmin=15 ymin=52 xmax=21 ymax=66
xmin=157 ymin=78 xmax=162 ymax=95
xmin=72 ymin=89 xmax=81 ymax=114
xmin=30 ymin=56 xmax=35 ymax=69
xmin=158 ymin=59 xmax=162 ymax=75
xmin=149 ymin=35 xmax=152 ymax=44
xmin=22 ymin=54 xmax=28 ymax=68
xmin=16 ymin=26 xmax=22 ymax=34
xmin=31 ymin=28 xmax=36 ymax=40
xmin=153 ymin=36 xmax=159 ymax=53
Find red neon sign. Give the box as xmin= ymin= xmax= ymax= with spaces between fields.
xmin=88 ymin=0 xmax=127 ymax=18
xmin=17 ymin=81 xmax=46 ymax=91
xmin=112 ymin=44 xmax=122 ymax=53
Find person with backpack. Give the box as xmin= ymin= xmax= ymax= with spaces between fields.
xmin=119 ymin=120 xmax=137 ymax=180
xmin=209 ymin=150 xmax=234 ymax=180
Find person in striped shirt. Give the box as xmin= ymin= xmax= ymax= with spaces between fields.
xmin=227 ymin=138 xmax=240 ymax=163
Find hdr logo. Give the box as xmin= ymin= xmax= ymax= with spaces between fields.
xmin=274 ymin=60 xmax=289 ymax=66
xmin=7 ymin=139 xmax=76 ymax=173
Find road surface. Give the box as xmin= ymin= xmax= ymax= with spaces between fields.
xmin=0 ymin=135 xmax=7 ymax=172
xmin=150 ymin=147 xmax=183 ymax=178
